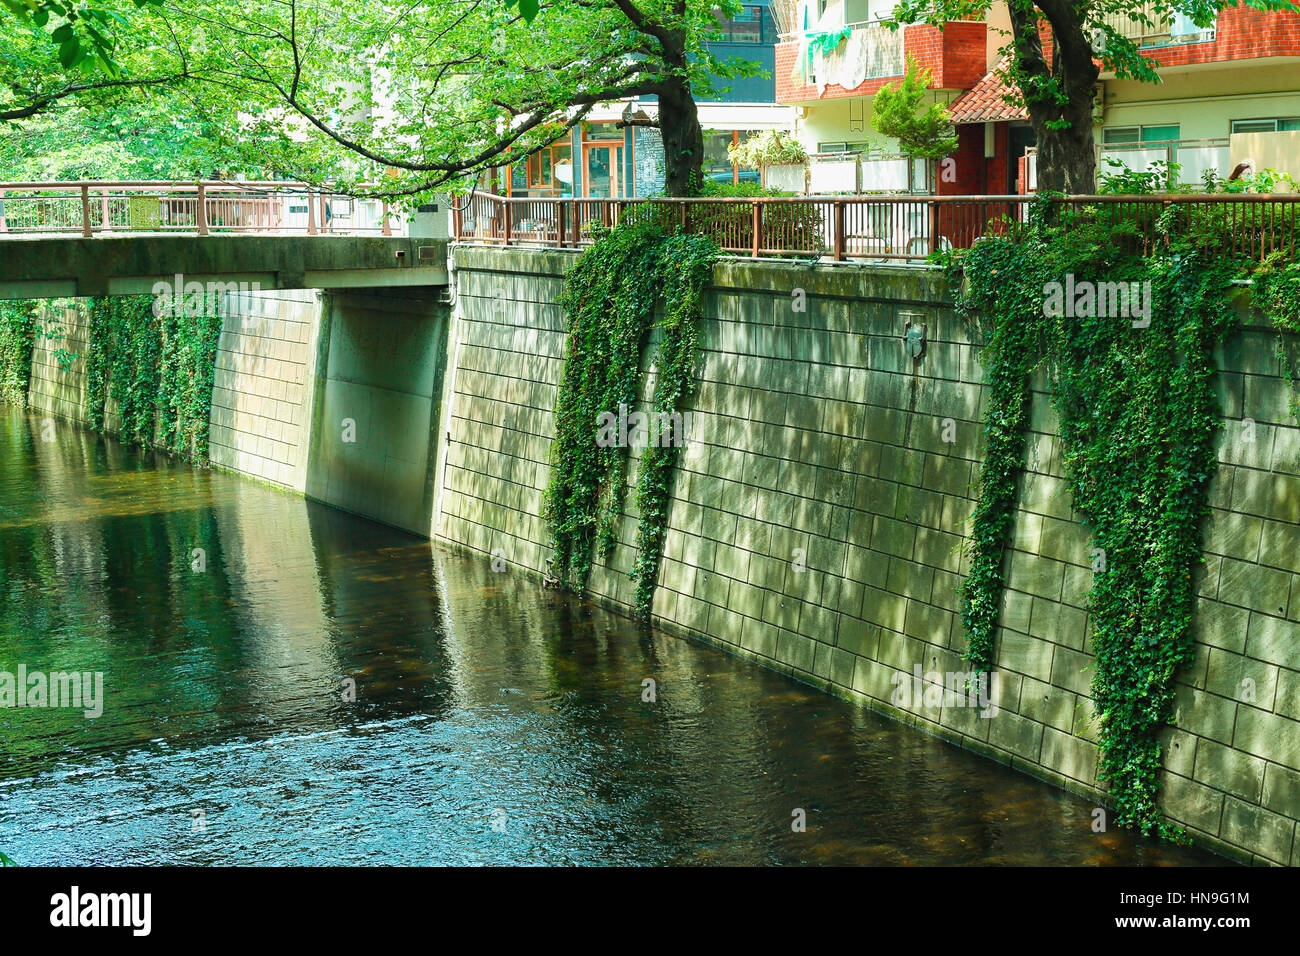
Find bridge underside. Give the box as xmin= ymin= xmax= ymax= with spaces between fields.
xmin=0 ymin=235 xmax=448 ymax=300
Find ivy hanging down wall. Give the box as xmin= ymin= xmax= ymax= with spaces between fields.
xmin=0 ymin=300 xmax=39 ymax=407
xmin=544 ymin=217 xmax=718 ymax=619
xmin=84 ymin=295 xmax=224 ymax=461
xmin=951 ymin=198 xmax=1290 ymax=837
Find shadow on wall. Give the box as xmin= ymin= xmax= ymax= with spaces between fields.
xmin=304 ymin=288 xmax=451 ymax=537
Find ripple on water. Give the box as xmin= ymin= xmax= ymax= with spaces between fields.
xmin=0 ymin=407 xmax=1228 ymax=866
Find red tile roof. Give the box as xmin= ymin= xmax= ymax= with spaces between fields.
xmin=947 ymin=57 xmax=1028 ymax=124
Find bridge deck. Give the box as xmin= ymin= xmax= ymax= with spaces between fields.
xmin=0 ymin=235 xmax=448 ymax=300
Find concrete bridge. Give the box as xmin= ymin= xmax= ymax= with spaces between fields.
xmin=0 ymin=180 xmax=450 ymax=299
xmin=0 ymin=234 xmax=449 ymax=300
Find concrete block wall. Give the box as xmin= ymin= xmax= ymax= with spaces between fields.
xmin=28 ymin=302 xmax=91 ymax=425
xmin=443 ymin=243 xmax=1300 ymax=865
xmin=26 ymin=293 xmax=322 ymax=490
xmin=209 ymin=289 xmax=321 ymax=492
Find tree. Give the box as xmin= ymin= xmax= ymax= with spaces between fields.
xmin=870 ymin=56 xmax=959 ymax=160
xmin=160 ymin=0 xmax=759 ymax=198
xmin=891 ymin=0 xmax=1298 ymax=193
xmin=0 ymin=0 xmax=194 ymax=123
xmin=0 ymin=94 xmax=278 ymax=179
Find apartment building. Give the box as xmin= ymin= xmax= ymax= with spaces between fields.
xmin=776 ymin=1 xmax=1300 ymax=195
xmin=1090 ymin=5 xmax=1300 ymax=189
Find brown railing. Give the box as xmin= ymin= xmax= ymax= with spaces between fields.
xmin=453 ymin=193 xmax=1300 ymax=263
xmin=0 ymin=181 xmax=398 ymax=237
xmin=454 ymin=193 xmax=1031 ymax=261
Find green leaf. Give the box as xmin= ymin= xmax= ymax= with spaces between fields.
xmin=57 ymin=35 xmax=82 ymax=67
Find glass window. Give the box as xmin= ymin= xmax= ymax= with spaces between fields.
xmin=584 ymin=123 xmax=623 ymax=141
xmin=704 ymin=132 xmax=735 ymax=183
xmin=552 ymin=143 xmax=573 ymax=197
xmin=1231 ymin=118 xmax=1300 ymax=133
xmin=1103 ymin=127 xmax=1141 ymax=145
xmin=1140 ymin=125 xmax=1180 ymax=143
xmin=1232 ymin=119 xmax=1278 ymax=134
xmin=713 ymin=4 xmax=773 ymax=43
xmin=817 ymin=141 xmax=870 ymax=153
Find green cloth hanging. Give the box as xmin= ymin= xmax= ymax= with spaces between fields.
xmin=801 ymin=26 xmax=851 ymax=83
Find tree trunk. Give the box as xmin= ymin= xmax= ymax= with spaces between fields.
xmin=1027 ymin=76 xmax=1098 ymax=194
xmin=1006 ymin=4 xmax=1100 ymax=194
xmin=656 ymin=73 xmax=704 ymax=197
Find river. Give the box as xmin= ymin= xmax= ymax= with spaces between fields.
xmin=0 ymin=407 xmax=1222 ymax=865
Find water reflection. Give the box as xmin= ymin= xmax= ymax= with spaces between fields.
xmin=0 ymin=407 xmax=1225 ymax=865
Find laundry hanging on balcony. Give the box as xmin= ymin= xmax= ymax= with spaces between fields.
xmin=800 ymin=26 xmax=851 ymax=85
xmin=814 ymin=26 xmax=870 ymax=96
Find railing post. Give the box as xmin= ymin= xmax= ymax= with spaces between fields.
xmin=572 ymin=200 xmax=580 ymax=246
xmin=307 ymin=189 xmax=318 ymax=235
xmin=0 ymin=189 xmax=7 ymax=233
xmin=453 ymin=202 xmax=464 ymax=242
xmin=80 ymin=184 xmax=92 ymax=237
xmin=751 ymin=201 xmax=761 ymax=257
xmin=929 ymin=200 xmax=940 ymax=257
xmin=196 ymin=182 xmax=209 ymax=236
xmin=381 ymin=201 xmax=392 ymax=236
xmin=556 ymin=201 xmax=566 ymax=248
xmin=503 ymin=201 xmax=513 ymax=246
xmin=101 ymin=189 xmax=110 ymax=232
xmin=833 ymin=201 xmax=845 ymax=261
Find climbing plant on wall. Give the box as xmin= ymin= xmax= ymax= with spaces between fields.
xmin=544 ymin=216 xmax=717 ymax=618
xmin=0 ymin=300 xmax=39 ymax=407
xmin=85 ymin=295 xmax=223 ymax=460
xmin=954 ymin=202 xmax=1256 ymax=837
xmin=1257 ymin=252 xmax=1300 ymax=421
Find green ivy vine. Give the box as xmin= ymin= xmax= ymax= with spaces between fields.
xmin=954 ymin=205 xmax=1251 ymax=837
xmin=85 ymin=295 xmax=223 ymax=459
xmin=1256 ymin=253 xmax=1300 ymax=421
xmin=0 ymin=300 xmax=39 ymax=407
xmin=544 ymin=216 xmax=717 ymax=618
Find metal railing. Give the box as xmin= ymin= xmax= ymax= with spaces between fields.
xmin=1093 ymin=5 xmax=1216 ymax=47
xmin=1098 ymin=138 xmax=1231 ymax=187
xmin=453 ymin=192 xmax=1300 ymax=263
xmin=455 ymin=193 xmax=1030 ymax=261
xmin=0 ymin=181 xmax=399 ymax=237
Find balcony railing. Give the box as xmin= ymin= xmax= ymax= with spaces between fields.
xmin=1093 ymin=5 xmax=1216 ymax=47
xmin=764 ymin=152 xmax=932 ymax=195
xmin=1099 ymin=138 xmax=1231 ymax=187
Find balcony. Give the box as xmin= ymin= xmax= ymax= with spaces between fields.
xmin=1094 ymin=4 xmax=1217 ymax=48
xmin=805 ymin=21 xmax=904 ymax=89
xmin=1024 ymin=138 xmax=1232 ymax=192
xmin=776 ymin=20 xmax=986 ymax=104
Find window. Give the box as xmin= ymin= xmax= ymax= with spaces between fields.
xmin=713 ymin=4 xmax=776 ymax=43
xmin=817 ymin=141 xmax=871 ymax=153
xmin=1103 ymin=125 xmax=1180 ymax=145
xmin=1231 ymin=118 xmax=1300 ymax=134
xmin=508 ymin=141 xmax=574 ymax=195
xmin=583 ymin=123 xmax=623 ymax=141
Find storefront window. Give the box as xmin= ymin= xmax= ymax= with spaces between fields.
xmin=584 ymin=123 xmax=623 ymax=141
xmin=552 ymin=143 xmax=574 ymax=197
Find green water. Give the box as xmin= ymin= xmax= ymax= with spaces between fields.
xmin=0 ymin=407 xmax=1222 ymax=865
